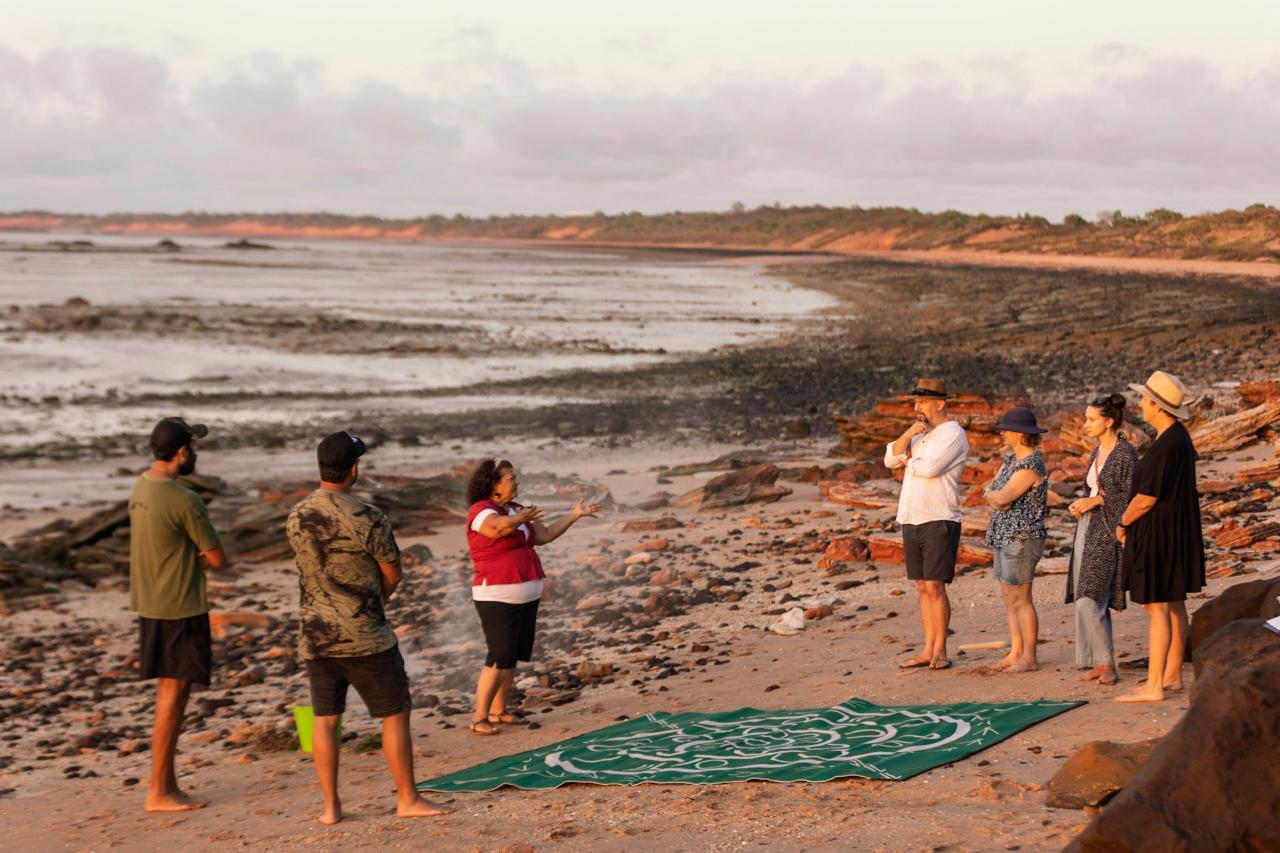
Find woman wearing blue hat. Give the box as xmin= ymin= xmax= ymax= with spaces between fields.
xmin=983 ymin=407 xmax=1050 ymax=673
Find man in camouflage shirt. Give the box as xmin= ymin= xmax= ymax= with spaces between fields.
xmin=286 ymin=431 xmax=450 ymax=824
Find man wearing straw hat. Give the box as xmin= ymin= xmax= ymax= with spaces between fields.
xmin=884 ymin=379 xmax=970 ymax=670
xmin=286 ymin=431 xmax=452 ymax=823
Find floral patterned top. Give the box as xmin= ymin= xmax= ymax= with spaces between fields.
xmin=985 ymin=450 xmax=1048 ymax=549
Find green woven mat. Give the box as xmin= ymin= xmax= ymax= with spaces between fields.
xmin=418 ymin=697 xmax=1083 ymax=792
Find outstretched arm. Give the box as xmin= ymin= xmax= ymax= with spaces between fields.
xmin=532 ymin=500 xmax=601 ymax=545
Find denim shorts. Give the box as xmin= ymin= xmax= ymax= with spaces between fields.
xmin=993 ymin=537 xmax=1044 ymax=585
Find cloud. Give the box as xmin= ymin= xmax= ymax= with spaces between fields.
xmin=1 ymin=40 xmax=1278 ymax=218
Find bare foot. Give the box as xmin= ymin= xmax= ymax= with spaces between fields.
xmin=397 ymin=796 xmax=453 ymax=818
xmin=1116 ymin=687 xmax=1165 ymax=703
xmin=929 ymin=657 xmax=951 ymax=670
xmin=1097 ymin=667 xmax=1118 ymax=686
xmin=1005 ymin=659 xmax=1038 ymax=673
xmin=899 ymin=655 xmax=931 ymax=669
xmin=318 ymin=801 xmax=343 ymax=825
xmin=1078 ymin=666 xmax=1104 ymax=682
xmin=145 ymin=791 xmax=204 ymax=813
xmin=996 ymin=652 xmax=1019 ymax=671
xmin=1137 ymin=678 xmax=1182 ymax=692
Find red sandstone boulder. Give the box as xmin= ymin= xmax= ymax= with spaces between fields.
xmin=821 ymin=536 xmax=870 ymax=564
xmin=957 ymin=545 xmax=993 ymax=567
xmin=804 ymin=604 xmax=834 ymax=620
xmin=1046 ymin=739 xmax=1159 ymax=810
xmin=1188 ymin=576 xmax=1280 ymax=657
xmin=674 ymin=466 xmax=792 ymax=510
xmin=1067 ymin=618 xmax=1280 ymax=852
xmin=868 ymin=536 xmax=905 ymax=563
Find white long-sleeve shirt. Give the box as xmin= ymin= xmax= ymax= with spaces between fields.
xmin=884 ymin=420 xmax=969 ymax=525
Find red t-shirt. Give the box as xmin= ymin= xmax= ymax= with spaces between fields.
xmin=466 ymin=500 xmax=545 ymax=586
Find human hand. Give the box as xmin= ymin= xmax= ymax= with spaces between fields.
xmin=516 ymin=505 xmax=545 ymax=524
xmin=1115 ymin=525 xmax=1126 ymax=544
xmin=902 ymin=422 xmax=928 ymax=442
xmin=572 ymin=500 xmax=602 ymax=519
xmin=1068 ymin=498 xmax=1089 ymax=518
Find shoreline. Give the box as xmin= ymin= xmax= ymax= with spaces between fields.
xmin=6 ymin=224 xmax=1280 ymax=280
xmin=4 ymin=251 xmax=1279 ymax=507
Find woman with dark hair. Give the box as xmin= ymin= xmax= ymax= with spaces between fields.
xmin=1066 ymin=393 xmax=1137 ymax=687
xmin=1116 ymin=372 xmax=1206 ymax=704
xmin=983 ymin=407 xmax=1049 ymax=673
xmin=464 ymin=458 xmax=600 ymax=735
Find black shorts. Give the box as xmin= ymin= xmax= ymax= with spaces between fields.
xmin=474 ymin=599 xmax=540 ymax=669
xmin=139 ymin=613 xmax=212 ymax=686
xmin=903 ymin=521 xmax=961 ymax=584
xmin=304 ymin=644 xmax=411 ymax=718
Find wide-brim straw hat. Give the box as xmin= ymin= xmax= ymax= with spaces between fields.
xmin=904 ymin=378 xmax=955 ymax=399
xmin=993 ymin=406 xmax=1048 ymax=434
xmin=1128 ymin=370 xmax=1191 ymax=419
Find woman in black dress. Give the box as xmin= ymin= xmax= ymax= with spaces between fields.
xmin=1115 ymin=371 xmax=1206 ymax=703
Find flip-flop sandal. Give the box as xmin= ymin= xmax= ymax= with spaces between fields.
xmin=929 ymin=658 xmax=952 ymax=670
xmin=899 ymin=657 xmax=932 ymax=669
xmin=469 ymin=720 xmax=499 ymax=736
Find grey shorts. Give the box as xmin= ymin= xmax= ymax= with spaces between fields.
xmin=902 ymin=521 xmax=961 ymax=584
xmin=993 ymin=537 xmax=1045 ymax=585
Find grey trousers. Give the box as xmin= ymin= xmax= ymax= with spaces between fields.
xmin=1073 ymin=514 xmax=1115 ymax=667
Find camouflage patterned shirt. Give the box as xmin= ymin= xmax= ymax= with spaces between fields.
xmin=286 ymin=489 xmax=400 ymax=660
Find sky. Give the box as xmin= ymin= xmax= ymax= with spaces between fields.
xmin=2 ymin=0 xmax=1279 ymax=220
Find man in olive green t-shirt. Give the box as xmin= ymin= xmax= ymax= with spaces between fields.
xmin=129 ymin=417 xmax=227 ymax=814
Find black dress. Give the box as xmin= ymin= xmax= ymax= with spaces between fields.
xmin=1122 ymin=421 xmax=1206 ymax=604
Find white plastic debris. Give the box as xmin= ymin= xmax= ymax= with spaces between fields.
xmin=769 ymin=608 xmax=807 ymax=636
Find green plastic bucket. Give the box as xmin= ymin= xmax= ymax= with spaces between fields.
xmin=292 ymin=705 xmax=341 ymax=753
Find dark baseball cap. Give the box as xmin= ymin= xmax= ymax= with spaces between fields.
xmin=150 ymin=417 xmax=209 ymax=458
xmin=317 ymin=431 xmax=366 ymax=470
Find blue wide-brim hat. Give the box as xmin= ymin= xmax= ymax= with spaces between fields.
xmin=993 ymin=406 xmax=1047 ymax=434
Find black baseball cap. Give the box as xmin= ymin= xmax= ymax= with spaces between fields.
xmin=150 ymin=417 xmax=209 ymax=458
xmin=317 ymin=431 xmax=366 ymax=470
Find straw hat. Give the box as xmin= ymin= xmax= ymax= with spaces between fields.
xmin=904 ymin=378 xmax=955 ymax=399
xmin=1128 ymin=370 xmax=1191 ymax=419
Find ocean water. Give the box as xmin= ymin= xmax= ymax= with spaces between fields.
xmin=0 ymin=234 xmax=831 ymax=452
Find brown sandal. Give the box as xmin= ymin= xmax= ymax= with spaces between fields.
xmin=469 ymin=719 xmax=499 ymax=736
xmin=488 ymin=711 xmax=525 ymax=725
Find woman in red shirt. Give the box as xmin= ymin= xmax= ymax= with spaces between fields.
xmin=466 ymin=458 xmax=599 ymax=735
